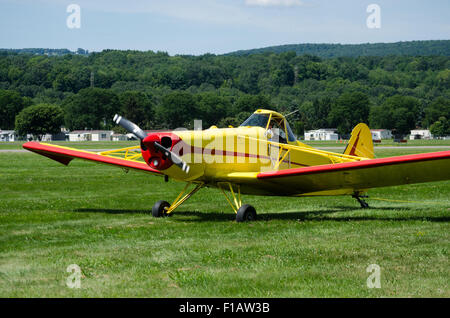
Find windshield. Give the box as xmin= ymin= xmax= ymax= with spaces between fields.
xmin=285 ymin=121 xmax=297 ymax=142
xmin=240 ymin=113 xmax=269 ymax=128
xmin=241 ymin=113 xmax=297 ymax=142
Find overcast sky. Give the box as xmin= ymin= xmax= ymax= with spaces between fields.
xmin=0 ymin=0 xmax=449 ymax=55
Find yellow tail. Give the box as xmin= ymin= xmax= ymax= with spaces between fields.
xmin=343 ymin=123 xmax=374 ymax=159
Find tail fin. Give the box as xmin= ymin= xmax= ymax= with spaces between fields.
xmin=343 ymin=123 xmax=374 ymax=159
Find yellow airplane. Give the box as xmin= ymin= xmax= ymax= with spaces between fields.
xmin=23 ymin=109 xmax=450 ymax=222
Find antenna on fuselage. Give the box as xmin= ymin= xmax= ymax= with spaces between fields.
xmin=284 ymin=109 xmax=300 ymax=118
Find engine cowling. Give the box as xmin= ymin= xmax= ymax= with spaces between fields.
xmin=141 ymin=132 xmax=182 ymax=171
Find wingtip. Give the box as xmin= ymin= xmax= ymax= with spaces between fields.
xmin=22 ymin=141 xmax=39 ymax=150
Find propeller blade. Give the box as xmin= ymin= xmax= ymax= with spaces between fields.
xmin=154 ymin=142 xmax=190 ymax=174
xmin=113 ymin=114 xmax=147 ymax=140
xmin=113 ymin=115 xmax=189 ymax=174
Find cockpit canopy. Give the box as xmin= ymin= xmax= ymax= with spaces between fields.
xmin=240 ymin=109 xmax=297 ymax=143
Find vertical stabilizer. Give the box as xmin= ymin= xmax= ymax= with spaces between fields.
xmin=343 ymin=123 xmax=374 ymax=159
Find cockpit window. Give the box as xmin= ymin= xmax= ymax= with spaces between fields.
xmin=240 ymin=113 xmax=269 ymax=128
xmin=285 ymin=121 xmax=297 ymax=142
xmin=267 ymin=118 xmax=287 ymax=144
xmin=241 ymin=112 xmax=297 ymax=143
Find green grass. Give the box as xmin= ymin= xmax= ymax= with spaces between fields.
xmin=0 ymin=141 xmax=139 ymax=150
xmin=1 ymin=138 xmax=450 ymax=150
xmin=0 ymin=148 xmax=449 ymax=297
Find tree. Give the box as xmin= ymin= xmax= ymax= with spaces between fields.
xmin=328 ymin=92 xmax=370 ymax=135
xmin=195 ymin=92 xmax=231 ymax=128
xmin=217 ymin=112 xmax=252 ymax=128
xmin=299 ymin=97 xmax=333 ymax=130
xmin=430 ymin=116 xmax=449 ymax=137
xmin=235 ymin=66 xmax=261 ymax=94
xmin=233 ymin=94 xmax=272 ymax=114
xmin=119 ymin=91 xmax=153 ymax=128
xmin=370 ymin=95 xmax=420 ymax=136
xmin=270 ymin=61 xmax=295 ymax=87
xmin=293 ymin=120 xmax=305 ymax=137
xmin=112 ymin=125 xmax=128 ymax=134
xmin=436 ymin=69 xmax=450 ymax=88
xmin=157 ymin=91 xmax=197 ymax=129
xmin=15 ymin=104 xmax=64 ymax=140
xmin=423 ymin=97 xmax=450 ymax=127
xmin=52 ymin=67 xmax=90 ymax=93
xmin=218 ymin=117 xmax=240 ymax=128
xmin=62 ymin=88 xmax=120 ymax=130
xmin=0 ymin=90 xmax=29 ymax=129
xmin=304 ymin=61 xmax=330 ymax=80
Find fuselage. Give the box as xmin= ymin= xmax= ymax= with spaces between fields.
xmin=140 ymin=112 xmax=366 ymax=196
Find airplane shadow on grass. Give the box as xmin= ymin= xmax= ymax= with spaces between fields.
xmin=73 ymin=206 xmax=450 ymax=223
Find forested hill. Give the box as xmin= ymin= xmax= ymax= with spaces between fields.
xmin=1 ymin=49 xmax=449 ymax=138
xmin=226 ymin=40 xmax=450 ymax=58
xmin=0 ymin=48 xmax=89 ymax=56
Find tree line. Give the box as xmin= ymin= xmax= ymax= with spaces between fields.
xmin=226 ymin=40 xmax=450 ymax=58
xmin=0 ymin=49 xmax=449 ymax=139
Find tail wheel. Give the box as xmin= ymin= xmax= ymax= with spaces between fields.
xmin=236 ymin=204 xmax=257 ymax=222
xmin=152 ymin=200 xmax=171 ymax=217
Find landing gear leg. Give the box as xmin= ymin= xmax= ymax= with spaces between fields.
xmin=152 ymin=182 xmax=203 ymax=217
xmin=352 ymin=193 xmax=369 ymax=209
xmin=218 ymin=182 xmax=257 ymax=222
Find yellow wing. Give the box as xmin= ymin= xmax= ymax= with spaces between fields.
xmin=256 ymin=151 xmax=450 ymax=196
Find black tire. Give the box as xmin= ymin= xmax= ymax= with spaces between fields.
xmin=236 ymin=204 xmax=257 ymax=222
xmin=152 ymin=200 xmax=170 ymax=218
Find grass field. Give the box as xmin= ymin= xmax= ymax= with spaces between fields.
xmin=0 ymin=141 xmax=140 ymax=150
xmin=1 ymin=138 xmax=450 ymax=150
xmin=0 ymin=147 xmax=449 ymax=297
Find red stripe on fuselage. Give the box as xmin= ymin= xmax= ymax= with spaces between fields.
xmin=178 ymin=143 xmax=308 ymax=167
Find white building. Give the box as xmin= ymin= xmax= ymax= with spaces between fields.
xmin=410 ymin=129 xmax=433 ymax=140
xmin=304 ymin=129 xmax=339 ymax=141
xmin=41 ymin=132 xmax=67 ymax=141
xmin=370 ymin=129 xmax=392 ymax=141
xmin=0 ymin=130 xmax=17 ymax=142
xmin=69 ymin=130 xmax=89 ymax=141
xmin=111 ymin=133 xmax=128 ymax=141
xmin=69 ymin=130 xmax=113 ymax=141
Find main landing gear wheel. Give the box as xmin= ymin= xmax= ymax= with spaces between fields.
xmin=236 ymin=204 xmax=257 ymax=222
xmin=152 ymin=200 xmax=171 ymax=217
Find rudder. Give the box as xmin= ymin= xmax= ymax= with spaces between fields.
xmin=343 ymin=123 xmax=374 ymax=159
